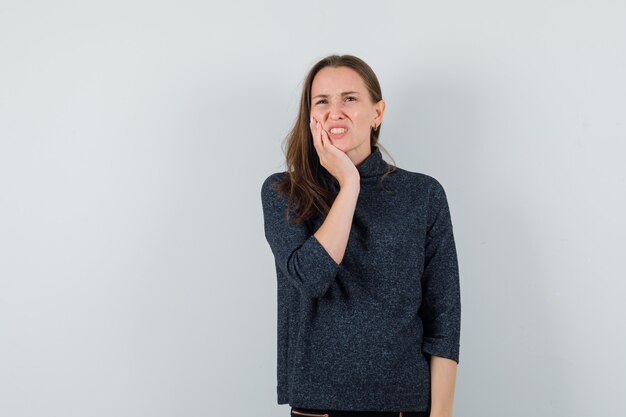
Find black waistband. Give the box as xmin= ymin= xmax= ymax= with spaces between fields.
xmin=291 ymin=407 xmax=430 ymax=417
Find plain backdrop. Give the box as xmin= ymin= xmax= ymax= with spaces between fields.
xmin=1 ymin=1 xmax=625 ymax=416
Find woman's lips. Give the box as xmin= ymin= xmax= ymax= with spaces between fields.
xmin=328 ymin=128 xmax=348 ymax=139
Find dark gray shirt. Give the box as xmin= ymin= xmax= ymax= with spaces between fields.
xmin=260 ymin=146 xmax=461 ymax=412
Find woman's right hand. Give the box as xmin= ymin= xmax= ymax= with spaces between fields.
xmin=310 ymin=116 xmax=360 ymax=188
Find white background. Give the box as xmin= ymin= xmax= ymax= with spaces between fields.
xmin=1 ymin=1 xmax=625 ymax=416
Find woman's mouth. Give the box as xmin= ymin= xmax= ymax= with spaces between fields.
xmin=328 ymin=127 xmax=348 ymax=139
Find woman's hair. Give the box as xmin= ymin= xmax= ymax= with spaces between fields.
xmin=275 ymin=54 xmax=396 ymax=224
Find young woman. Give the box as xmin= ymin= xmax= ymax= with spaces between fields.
xmin=261 ymin=54 xmax=461 ymax=417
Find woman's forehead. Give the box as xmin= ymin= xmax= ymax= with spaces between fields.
xmin=311 ymin=67 xmax=366 ymax=94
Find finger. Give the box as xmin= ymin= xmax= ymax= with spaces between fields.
xmin=312 ymin=118 xmax=323 ymax=152
xmin=310 ymin=116 xmax=319 ymax=147
xmin=316 ymin=121 xmax=324 ymax=145
xmin=321 ymin=126 xmax=330 ymax=147
xmin=319 ymin=122 xmax=328 ymax=148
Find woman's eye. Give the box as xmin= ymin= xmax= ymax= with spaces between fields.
xmin=314 ymin=97 xmax=355 ymax=105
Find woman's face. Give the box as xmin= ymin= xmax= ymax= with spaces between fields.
xmin=310 ymin=66 xmax=385 ymax=161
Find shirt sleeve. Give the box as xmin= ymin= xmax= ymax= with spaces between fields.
xmin=419 ymin=179 xmax=461 ymax=364
xmin=261 ymin=173 xmax=341 ymax=299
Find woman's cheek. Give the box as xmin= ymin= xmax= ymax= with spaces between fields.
xmin=311 ymin=112 xmax=323 ymax=123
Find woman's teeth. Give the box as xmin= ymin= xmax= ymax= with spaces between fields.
xmin=330 ymin=128 xmax=346 ymax=134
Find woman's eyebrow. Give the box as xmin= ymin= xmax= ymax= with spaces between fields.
xmin=312 ymin=91 xmax=360 ymax=100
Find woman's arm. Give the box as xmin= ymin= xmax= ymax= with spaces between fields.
xmin=419 ymin=179 xmax=461 ymax=416
xmin=308 ymin=116 xmax=361 ymax=265
xmin=313 ymin=179 xmax=360 ymax=264
xmin=429 ymin=355 xmax=458 ymax=417
xmin=261 ymin=173 xmax=343 ymax=299
xmin=261 ymin=119 xmax=361 ymax=298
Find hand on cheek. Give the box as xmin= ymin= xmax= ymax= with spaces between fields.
xmin=309 ymin=114 xmax=359 ymax=186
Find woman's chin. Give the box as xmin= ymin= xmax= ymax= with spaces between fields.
xmin=329 ymin=139 xmax=349 ymax=151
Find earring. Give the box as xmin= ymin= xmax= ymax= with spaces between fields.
xmin=373 ymin=124 xmax=378 ymax=132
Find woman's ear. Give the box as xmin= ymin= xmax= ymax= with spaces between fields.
xmin=375 ymin=99 xmax=387 ymax=124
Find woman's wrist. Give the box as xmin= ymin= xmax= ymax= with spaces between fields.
xmin=338 ymin=176 xmax=360 ymax=192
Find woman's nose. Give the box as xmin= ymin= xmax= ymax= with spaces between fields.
xmin=328 ymin=101 xmax=343 ymax=119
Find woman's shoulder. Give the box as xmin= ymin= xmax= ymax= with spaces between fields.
xmin=388 ymin=165 xmax=447 ymax=195
xmin=260 ymin=171 xmax=289 ymax=204
xmin=261 ymin=171 xmax=288 ymax=188
xmin=262 ymin=171 xmax=287 ymax=187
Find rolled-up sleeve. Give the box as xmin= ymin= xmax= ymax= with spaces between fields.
xmin=261 ymin=173 xmax=341 ymax=299
xmin=419 ymin=180 xmax=461 ymax=364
